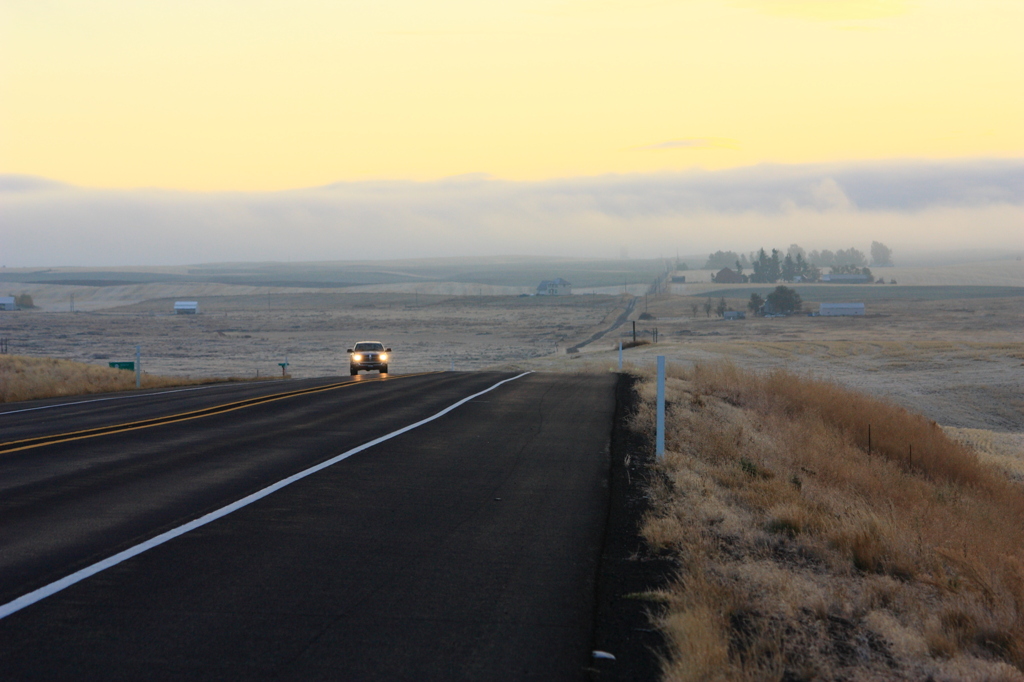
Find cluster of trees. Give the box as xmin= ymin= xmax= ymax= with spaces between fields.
xmin=803 ymin=246 xmax=866 ymax=269
xmin=703 ymin=242 xmax=892 ymax=284
xmin=704 ymin=250 xmax=751 ymax=271
xmin=747 ymin=286 xmax=802 ymax=315
xmin=745 ymin=248 xmax=819 ymax=283
xmin=688 ymin=285 xmax=803 ymax=319
xmin=11 ymin=293 xmax=34 ymax=309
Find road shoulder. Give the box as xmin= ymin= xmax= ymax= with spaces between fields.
xmin=589 ymin=373 xmax=674 ymax=681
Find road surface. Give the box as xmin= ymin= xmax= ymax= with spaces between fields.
xmin=0 ymin=371 xmax=616 ymax=680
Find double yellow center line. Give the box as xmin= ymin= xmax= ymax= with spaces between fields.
xmin=0 ymin=372 xmax=438 ymax=456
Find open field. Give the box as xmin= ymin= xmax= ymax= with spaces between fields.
xmin=3 ymin=256 xmax=1018 ymax=312
xmin=0 ymin=292 xmax=628 ymax=379
xmin=701 ymin=284 xmax=1024 ymax=302
xmin=524 ymin=291 xmax=1024 ymax=433
xmin=0 ymin=256 xmax=670 ymax=311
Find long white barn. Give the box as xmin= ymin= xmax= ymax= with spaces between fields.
xmin=819 ymin=302 xmax=864 ymax=316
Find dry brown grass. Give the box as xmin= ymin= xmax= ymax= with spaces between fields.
xmin=0 ymin=355 xmax=265 ymax=403
xmin=631 ymin=362 xmax=1024 ymax=681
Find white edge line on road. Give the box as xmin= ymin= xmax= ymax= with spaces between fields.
xmin=0 ymin=381 xmax=291 ymax=416
xmin=0 ymin=371 xmax=533 ymax=621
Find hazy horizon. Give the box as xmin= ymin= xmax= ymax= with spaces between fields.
xmin=2 ymin=160 xmax=1022 ymax=268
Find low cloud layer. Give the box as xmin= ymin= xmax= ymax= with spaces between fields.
xmin=2 ymin=160 xmax=1021 ymax=267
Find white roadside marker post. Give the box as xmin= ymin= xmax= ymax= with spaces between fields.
xmin=618 ymin=341 xmax=623 ymax=370
xmin=656 ymin=355 xmax=665 ymax=458
xmin=135 ymin=345 xmax=141 ymax=389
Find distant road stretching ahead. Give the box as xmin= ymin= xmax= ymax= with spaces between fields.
xmin=0 ymin=371 xmax=617 ymax=680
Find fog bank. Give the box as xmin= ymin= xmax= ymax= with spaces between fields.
xmin=2 ymin=160 xmax=1022 ymax=267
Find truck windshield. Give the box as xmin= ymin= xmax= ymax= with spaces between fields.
xmin=354 ymin=343 xmax=384 ymax=351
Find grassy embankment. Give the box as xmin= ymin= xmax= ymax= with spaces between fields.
xmin=631 ymin=362 xmax=1024 ymax=681
xmin=0 ymin=355 xmax=270 ymax=403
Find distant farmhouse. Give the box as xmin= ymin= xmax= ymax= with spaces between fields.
xmin=0 ymin=296 xmax=16 ymax=311
xmin=821 ymin=273 xmax=871 ymax=284
xmin=819 ymin=303 xmax=865 ymax=316
xmin=723 ymin=311 xmax=745 ymax=320
xmin=537 ymin=278 xmax=572 ymax=295
xmin=712 ymin=267 xmax=744 ymax=284
xmin=174 ymin=301 xmax=199 ymax=314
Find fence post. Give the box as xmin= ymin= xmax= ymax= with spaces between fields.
xmin=618 ymin=341 xmax=623 ymax=370
xmin=656 ymin=355 xmax=666 ymax=458
xmin=135 ymin=345 xmax=141 ymax=389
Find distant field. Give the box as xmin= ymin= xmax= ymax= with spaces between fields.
xmin=4 ymin=257 xmax=1019 ymax=314
xmin=0 ymin=292 xmax=623 ymax=379
xmin=701 ymin=284 xmax=1024 ymax=302
xmin=0 ymin=256 xmax=669 ymax=290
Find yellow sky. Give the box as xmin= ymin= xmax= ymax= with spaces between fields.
xmin=1 ymin=0 xmax=1022 ymax=191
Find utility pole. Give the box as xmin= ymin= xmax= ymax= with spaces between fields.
xmin=135 ymin=345 xmax=141 ymax=389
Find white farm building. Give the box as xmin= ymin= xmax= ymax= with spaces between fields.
xmin=819 ymin=303 xmax=865 ymax=316
xmin=0 ymin=296 xmax=16 ymax=311
xmin=174 ymin=301 xmax=199 ymax=314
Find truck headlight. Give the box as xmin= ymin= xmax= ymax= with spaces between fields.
xmin=379 ymin=353 xmax=388 ymax=361
xmin=352 ymin=354 xmax=363 ymax=362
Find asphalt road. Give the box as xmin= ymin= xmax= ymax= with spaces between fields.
xmin=0 ymin=371 xmax=617 ymax=680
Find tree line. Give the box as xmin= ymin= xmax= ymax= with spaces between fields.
xmin=703 ymin=242 xmax=894 ymax=284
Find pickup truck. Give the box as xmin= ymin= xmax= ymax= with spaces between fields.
xmin=348 ymin=341 xmax=391 ymax=375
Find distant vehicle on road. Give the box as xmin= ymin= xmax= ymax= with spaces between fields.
xmin=348 ymin=341 xmax=391 ymax=375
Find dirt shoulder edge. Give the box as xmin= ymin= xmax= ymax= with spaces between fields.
xmin=588 ymin=373 xmax=674 ymax=681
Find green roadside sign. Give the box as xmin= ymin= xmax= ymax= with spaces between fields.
xmin=109 ymin=361 xmax=135 ymax=371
